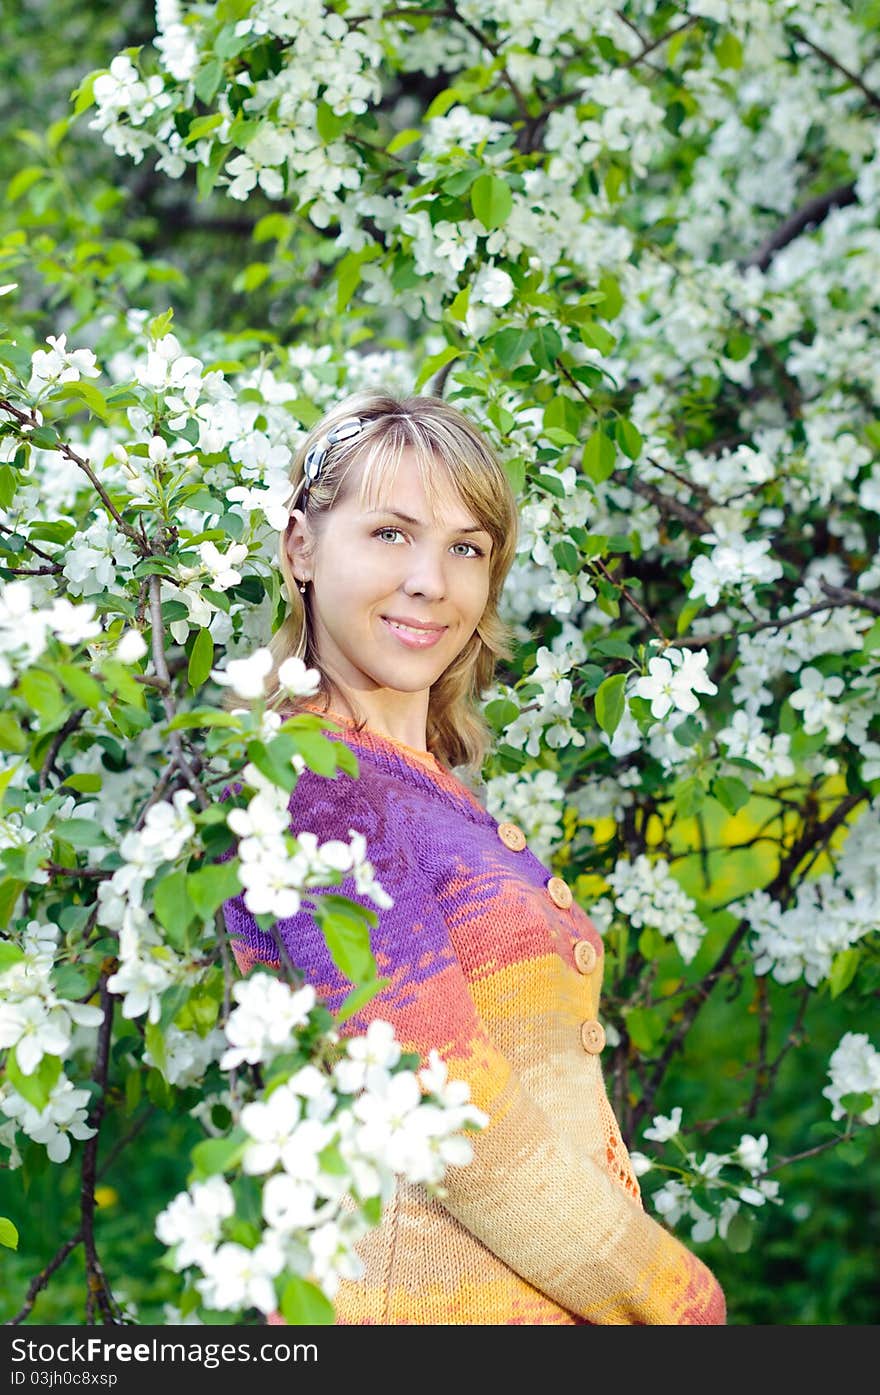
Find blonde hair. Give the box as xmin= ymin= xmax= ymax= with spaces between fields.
xmin=261 ymin=390 xmax=520 ymax=776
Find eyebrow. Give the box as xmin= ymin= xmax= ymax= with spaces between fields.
xmin=365 ymin=508 xmax=491 ymax=538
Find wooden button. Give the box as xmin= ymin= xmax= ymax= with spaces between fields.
xmin=573 ymin=940 xmax=598 ymax=974
xmin=497 ymin=821 xmax=527 ymax=851
xmin=580 ymin=1019 xmax=606 ymax=1054
xmin=547 ymin=876 xmax=573 ymax=909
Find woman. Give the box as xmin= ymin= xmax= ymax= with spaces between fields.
xmin=222 ymin=390 xmax=727 ymax=1325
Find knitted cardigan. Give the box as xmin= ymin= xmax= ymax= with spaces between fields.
xmin=222 ymin=708 xmax=727 ymax=1326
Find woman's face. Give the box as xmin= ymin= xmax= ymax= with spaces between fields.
xmin=286 ymin=447 xmax=493 ymax=704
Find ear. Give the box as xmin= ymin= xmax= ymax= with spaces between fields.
xmin=284 ymin=508 xmax=312 ymax=578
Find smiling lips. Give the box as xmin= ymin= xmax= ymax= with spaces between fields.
xmin=381 ymin=616 xmax=448 ymax=648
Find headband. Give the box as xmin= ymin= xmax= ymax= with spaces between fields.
xmin=302 ymin=416 xmax=364 ymax=499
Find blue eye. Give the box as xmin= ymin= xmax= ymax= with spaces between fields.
xmin=373 ymin=527 xmax=484 ymax=558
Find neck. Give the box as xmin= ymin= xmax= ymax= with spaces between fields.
xmin=309 ymin=688 xmax=431 ymax=753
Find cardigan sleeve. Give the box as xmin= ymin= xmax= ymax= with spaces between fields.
xmin=222 ymin=765 xmax=726 ymax=1327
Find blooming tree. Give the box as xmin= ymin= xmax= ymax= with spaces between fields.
xmin=1 ymin=0 xmax=879 ymax=1323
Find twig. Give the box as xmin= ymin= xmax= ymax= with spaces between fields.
xmin=759 ymin=1129 xmax=859 ymax=1175
xmin=0 ymin=519 xmax=58 ymax=563
xmin=81 ymin=975 xmax=125 ymax=1325
xmin=39 ymin=708 xmax=87 ymax=792
xmin=3 ymin=564 xmax=65 ymax=576
xmin=631 ymin=791 xmax=868 ymax=1130
xmin=5 ymin=1230 xmax=84 ymax=1325
xmin=789 ymin=27 xmax=880 ymax=111
xmin=618 ymin=11 xmax=697 ymax=71
xmin=742 ymin=182 xmax=858 ymax=271
xmin=43 ymin=864 xmax=114 ymax=880
xmin=818 ymin=578 xmax=880 ymax=616
xmin=444 ymin=0 xmax=531 ymax=126
xmin=592 ymin=555 xmax=667 ymax=639
xmin=0 ymin=399 xmax=146 ymax=551
xmin=747 ymin=985 xmax=810 ymax=1117
xmin=148 ymin=575 xmax=208 ymax=808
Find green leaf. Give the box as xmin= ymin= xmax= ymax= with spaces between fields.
xmin=158 ymin=983 xmax=191 ymax=1032
xmin=637 ymin=927 xmax=666 ymax=961
xmin=614 ymin=417 xmax=643 ymax=461
xmin=387 ymin=127 xmax=421 ymax=154
xmin=828 ymin=947 xmax=861 ymax=1000
xmin=194 ymin=59 xmax=224 ymax=105
xmin=543 ymin=428 xmax=578 ymax=448
xmin=6 ymin=1051 xmax=63 ymax=1111
xmin=0 ymin=1216 xmax=18 ymax=1249
xmin=724 ymin=329 xmax=752 ymax=361
xmin=53 ymin=965 xmax=93 ymax=999
xmin=316 ymin=100 xmax=347 ymax=143
xmin=29 ymin=426 xmax=60 ymax=450
xmin=190 ymin=1129 xmax=249 ymax=1180
xmin=186 ymin=859 xmax=242 ymax=918
xmin=153 ymin=870 xmax=199 ymax=941
xmin=502 ymin=454 xmax=526 ymax=495
xmin=61 ymin=773 xmax=102 ymax=794
xmin=166 ymin=709 xmax=244 ymax=730
xmin=334 ymin=976 xmax=389 ymax=1028
xmin=415 ymin=344 xmax=463 ymax=392
xmin=53 ymin=819 xmax=109 ymax=849
xmin=725 ymin=1210 xmax=754 ymax=1254
xmin=0 ymin=940 xmax=25 ymax=971
xmin=0 ymin=880 xmax=26 ymax=925
xmin=197 ymin=143 xmax=229 ymax=200
xmin=839 ymin=1091 xmax=873 ymax=1119
xmin=710 ymin=776 xmax=750 ymax=815
xmin=594 ymin=673 xmax=627 ymax=737
xmin=71 ymin=72 xmax=98 ymax=116
xmin=335 ymin=242 xmax=383 ymax=313
xmin=0 ymin=465 xmax=19 ymax=511
xmin=312 ymin=895 xmax=377 ymax=984
xmin=280 ymin=1275 xmax=336 ymax=1325
xmin=582 ymin=429 xmax=617 ymax=483
xmin=188 ymin=628 xmax=215 ymax=691
xmin=490 ymin=326 xmax=534 ymax=369
xmin=716 ymin=32 xmax=744 ymax=69
xmin=860 ymin=617 xmax=880 ymax=653
xmin=6 ymin=166 xmax=46 ymax=203
xmin=552 ymin=539 xmax=581 ymax=574
xmin=17 ymin=669 xmax=65 ymax=722
xmin=530 ymin=325 xmax=562 ymax=372
xmin=597 ymin=272 xmax=623 ymax=319
xmin=674 ymin=776 xmax=706 ymax=818
xmin=470 ymin=173 xmax=512 ymax=230
xmin=624 ymin=1006 xmax=664 ymax=1052
xmin=56 ymin=663 xmax=103 ymax=710
xmin=676 ymin=598 xmax=704 ymax=635
xmin=55 ymin=380 xmax=110 ymax=422
xmin=0 ymin=713 xmax=27 ymax=753
xmin=484 ymin=697 xmax=520 ymax=729
xmin=579 ymin=322 xmax=617 ymax=355
xmin=283 ymin=726 xmax=345 ymax=778
xmin=590 ymin=637 xmax=633 ymax=659
xmin=101 ymin=660 xmax=147 ymax=709
xmin=247 ymin=736 xmax=299 ymax=792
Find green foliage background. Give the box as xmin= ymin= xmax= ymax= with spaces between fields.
xmin=1 ymin=0 xmax=878 ymax=1325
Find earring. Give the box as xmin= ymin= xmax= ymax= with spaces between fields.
xmin=298 ymin=579 xmax=307 ymax=594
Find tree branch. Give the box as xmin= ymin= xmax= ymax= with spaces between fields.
xmin=742 ymin=181 xmax=858 ymax=271
xmin=790 ymin=27 xmax=880 ymax=111
xmin=0 ymin=399 xmax=146 ymax=550
xmin=148 ymin=575 xmax=208 ymax=808
xmin=81 ymin=975 xmax=125 ymax=1324
xmin=631 ymin=790 xmax=868 ymax=1131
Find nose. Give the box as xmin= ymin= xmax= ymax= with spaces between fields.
xmin=401 ymin=543 xmax=449 ymax=600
